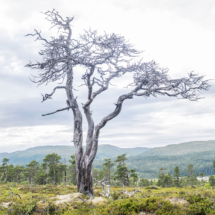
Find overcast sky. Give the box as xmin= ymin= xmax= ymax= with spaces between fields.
xmin=0 ymin=0 xmax=215 ymax=153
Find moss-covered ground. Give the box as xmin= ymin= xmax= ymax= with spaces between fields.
xmin=1 ymin=183 xmax=215 ymax=214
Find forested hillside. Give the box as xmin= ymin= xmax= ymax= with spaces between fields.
xmin=126 ymin=150 xmax=215 ymax=178
xmin=1 ymin=141 xmax=215 ymax=179
xmin=93 ymin=140 xmax=215 ymax=178
xmin=140 ymin=140 xmax=215 ymax=156
xmin=0 ymin=145 xmax=150 ymax=166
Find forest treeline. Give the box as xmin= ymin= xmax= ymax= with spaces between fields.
xmin=125 ymin=151 xmax=215 ymax=179
xmin=1 ymin=153 xmax=215 ymax=188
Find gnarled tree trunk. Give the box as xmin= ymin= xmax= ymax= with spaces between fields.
xmin=25 ymin=9 xmax=210 ymax=198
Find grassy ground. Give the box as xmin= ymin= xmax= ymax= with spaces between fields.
xmin=0 ymin=183 xmax=215 ymax=214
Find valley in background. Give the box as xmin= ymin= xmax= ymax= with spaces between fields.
xmin=1 ymin=140 xmax=215 ymax=179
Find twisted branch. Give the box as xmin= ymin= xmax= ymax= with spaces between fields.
xmin=42 ymin=106 xmax=72 ymax=116
xmin=93 ymin=177 xmax=111 ymax=198
xmin=41 ymin=86 xmax=66 ymax=102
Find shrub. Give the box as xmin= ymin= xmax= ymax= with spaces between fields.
xmin=204 ymin=183 xmax=211 ymax=189
xmin=145 ymin=186 xmax=159 ymax=190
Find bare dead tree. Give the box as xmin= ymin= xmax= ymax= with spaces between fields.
xmin=119 ymin=182 xmax=139 ymax=197
xmin=25 ymin=10 xmax=211 ymax=197
xmin=93 ymin=177 xmax=111 ymax=198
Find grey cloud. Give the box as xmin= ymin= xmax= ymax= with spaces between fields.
xmin=101 ymin=132 xmax=158 ymax=138
xmin=0 ymin=1 xmax=214 ymax=152
xmin=4 ymin=0 xmax=66 ymax=23
xmin=112 ymin=0 xmax=215 ymax=29
xmin=0 ymin=98 xmax=72 ymax=128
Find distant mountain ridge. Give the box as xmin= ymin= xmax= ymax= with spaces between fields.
xmin=126 ymin=140 xmax=215 ymax=178
xmin=140 ymin=140 xmax=215 ymax=156
xmin=1 ymin=140 xmax=215 ymax=179
xmin=0 ymin=144 xmax=151 ymax=166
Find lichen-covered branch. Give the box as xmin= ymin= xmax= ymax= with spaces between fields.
xmin=42 ymin=106 xmax=72 ymax=116
xmin=41 ymin=86 xmax=66 ymax=102
xmin=93 ymin=177 xmax=111 ymax=198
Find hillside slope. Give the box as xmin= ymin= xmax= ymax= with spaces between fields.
xmin=127 ymin=140 xmax=215 ymax=178
xmin=1 ymin=140 xmax=215 ymax=179
xmin=92 ymin=140 xmax=215 ymax=179
xmin=0 ymin=144 xmax=151 ymax=166
xmin=141 ymin=140 xmax=215 ymax=156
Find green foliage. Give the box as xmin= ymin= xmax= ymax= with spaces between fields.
xmin=199 ymin=172 xmax=205 ymax=177
xmin=114 ymin=154 xmax=129 ymax=185
xmin=139 ymin=178 xmax=150 ymax=187
xmin=145 ymin=186 xmax=159 ymax=189
xmin=204 ymin=183 xmax=211 ymax=189
xmin=186 ymin=194 xmax=215 ymax=214
xmin=157 ymin=167 xmax=167 ymax=187
xmin=43 ymin=153 xmax=61 ymax=185
xmin=209 ymin=175 xmax=215 ymax=186
xmin=174 ymin=166 xmax=180 ymax=187
xmin=1 ymin=183 xmax=215 ymax=214
xmin=25 ymin=160 xmax=40 ymax=184
xmin=111 ymin=191 xmax=122 ymax=200
xmin=113 ymin=154 xmax=138 ymax=187
xmin=102 ymin=158 xmax=114 ymax=184
xmin=69 ymin=155 xmax=77 ymax=185
xmin=122 ymin=140 xmax=215 ymax=179
xmin=0 ymin=157 xmax=9 ymax=183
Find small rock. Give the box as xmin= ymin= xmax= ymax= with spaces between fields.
xmin=164 ymin=197 xmax=189 ymax=206
xmin=1 ymin=202 xmax=12 ymax=208
xmin=53 ymin=193 xmax=84 ymax=205
xmin=90 ymin=197 xmax=108 ymax=206
xmin=138 ymin=212 xmax=155 ymax=215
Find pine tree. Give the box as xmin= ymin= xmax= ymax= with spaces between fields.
xmin=129 ymin=169 xmax=138 ymax=186
xmin=102 ymin=158 xmax=114 ymax=185
xmin=209 ymin=175 xmax=215 ymax=186
xmin=174 ymin=166 xmax=181 ymax=187
xmin=1 ymin=158 xmax=9 ymax=183
xmin=58 ymin=163 xmax=67 ymax=184
xmin=69 ymin=155 xmax=77 ymax=185
xmin=25 ymin=160 xmax=40 ymax=184
xmin=185 ymin=164 xmax=195 ymax=185
xmin=163 ymin=172 xmax=174 ymax=187
xmin=139 ymin=178 xmax=150 ymax=187
xmin=114 ymin=154 xmax=129 ymax=186
xmin=14 ymin=165 xmax=25 ymax=183
xmin=157 ymin=167 xmax=167 ymax=187
xmin=43 ymin=153 xmax=61 ymax=185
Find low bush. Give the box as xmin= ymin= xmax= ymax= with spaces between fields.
xmin=1 ymin=184 xmax=215 ymax=214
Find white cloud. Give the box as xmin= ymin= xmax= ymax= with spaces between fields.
xmin=0 ymin=0 xmax=214 ymax=152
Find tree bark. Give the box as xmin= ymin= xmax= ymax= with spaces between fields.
xmin=4 ymin=172 xmax=7 ymax=183
xmin=65 ymin=170 xmax=66 ymax=183
xmin=53 ymin=169 xmax=56 ymax=185
xmin=66 ymin=66 xmax=87 ymax=194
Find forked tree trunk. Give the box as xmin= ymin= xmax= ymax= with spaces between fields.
xmin=65 ymin=66 xmax=100 ymax=197
xmin=65 ymin=67 xmax=126 ymax=197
